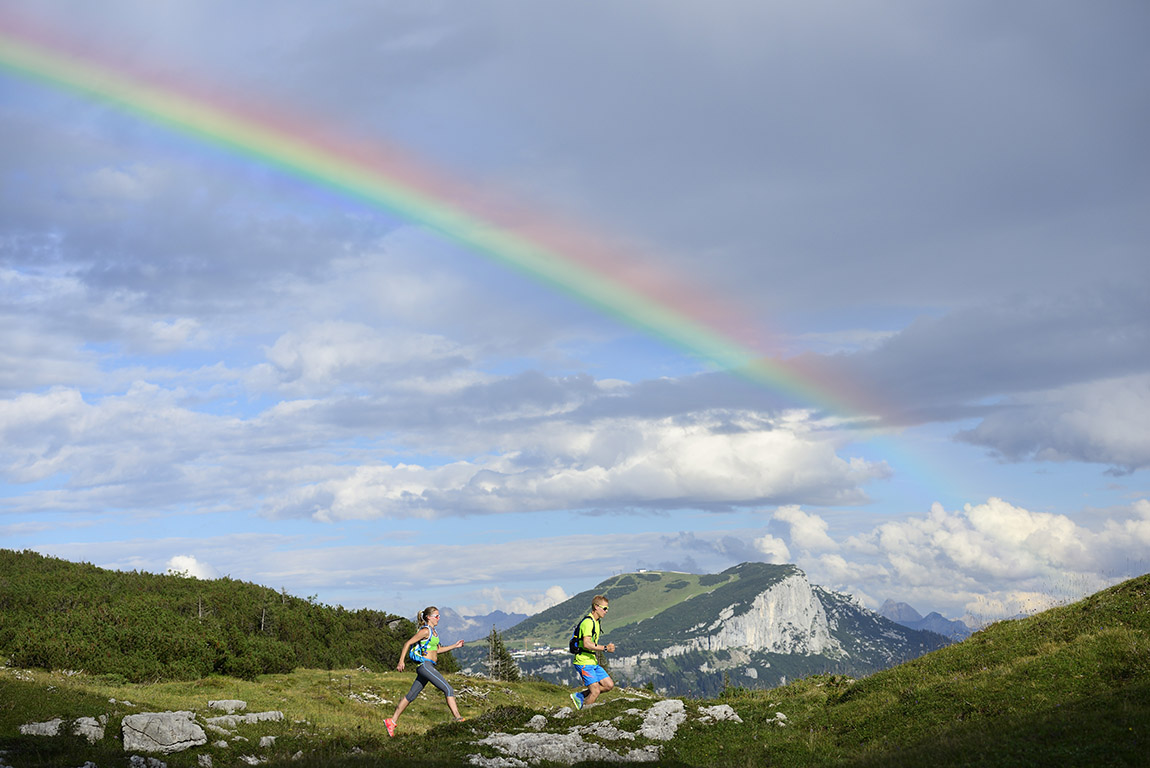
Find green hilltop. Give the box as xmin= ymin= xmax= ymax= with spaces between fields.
xmin=0 ymin=548 xmax=444 ymax=682
xmin=498 ymin=566 xmax=754 ymax=650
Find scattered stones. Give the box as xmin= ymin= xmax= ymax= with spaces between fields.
xmin=129 ymin=756 xmax=168 ymax=768
xmin=198 ymin=755 xmax=213 ymax=768
xmin=469 ymin=755 xmax=529 ymax=767
xmin=468 ymin=697 xmax=742 ymax=766
xmin=475 ymin=731 xmax=660 ymax=765
xmin=19 ymin=715 xmax=105 ymax=742
xmin=122 ymin=712 xmax=208 ymax=754
xmin=259 ymin=735 xmax=277 ymax=748
xmin=208 ymin=700 xmax=247 ymax=713
xmin=766 ymin=711 xmax=788 ymax=726
xmin=697 ymin=704 xmax=743 ymax=723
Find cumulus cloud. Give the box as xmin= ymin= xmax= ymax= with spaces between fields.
xmin=261 ymin=411 xmax=887 ymax=520
xmin=797 ymin=497 xmax=1150 ymax=624
xmin=754 ymin=534 xmax=791 ymax=564
xmin=468 ymin=585 xmax=570 ymax=616
xmin=165 ymin=554 xmax=220 ymax=579
xmin=773 ymin=505 xmax=838 ymax=552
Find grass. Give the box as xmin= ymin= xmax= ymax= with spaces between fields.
xmin=505 ymin=570 xmax=743 ymax=650
xmin=2 ymin=573 xmax=1147 ymax=767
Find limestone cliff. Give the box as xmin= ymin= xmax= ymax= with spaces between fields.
xmin=456 ymin=562 xmax=949 ymax=696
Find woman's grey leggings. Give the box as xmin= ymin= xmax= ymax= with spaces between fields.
xmin=405 ymin=662 xmax=455 ymax=702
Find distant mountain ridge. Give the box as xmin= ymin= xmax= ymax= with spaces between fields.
xmin=879 ymin=599 xmax=973 ymax=641
xmin=455 ymin=562 xmax=950 ymax=696
xmin=439 ymin=607 xmax=528 ymax=643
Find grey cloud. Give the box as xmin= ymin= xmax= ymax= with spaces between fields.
xmin=797 ymin=284 xmax=1150 ymax=424
xmin=955 ymin=374 xmax=1150 ymax=474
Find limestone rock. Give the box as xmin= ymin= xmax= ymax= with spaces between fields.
xmin=122 ymin=711 xmax=208 ymax=754
xmin=205 ymin=711 xmax=283 ymax=728
xmin=207 ymin=700 xmax=247 ymax=713
xmin=638 ymin=699 xmax=686 ymax=741
xmin=74 ymin=715 xmax=107 ymax=743
xmin=19 ymin=719 xmax=62 ymax=737
xmin=697 ymin=704 xmax=743 ymax=723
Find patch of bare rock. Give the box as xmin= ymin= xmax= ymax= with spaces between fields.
xmin=468 ymin=698 xmax=743 ymax=766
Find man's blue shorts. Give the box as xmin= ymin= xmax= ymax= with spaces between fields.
xmin=575 ymin=663 xmax=611 ymax=686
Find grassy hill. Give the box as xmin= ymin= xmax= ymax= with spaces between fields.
xmin=0 ymin=549 xmax=445 ymax=682
xmin=498 ymin=567 xmax=746 ymax=650
xmin=1 ymin=551 xmax=1145 ymax=766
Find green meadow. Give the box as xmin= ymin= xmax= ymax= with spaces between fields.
xmin=2 ymin=572 xmax=1146 ymax=767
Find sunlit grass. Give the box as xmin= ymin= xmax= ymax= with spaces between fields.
xmin=2 ymin=573 xmax=1146 ymax=767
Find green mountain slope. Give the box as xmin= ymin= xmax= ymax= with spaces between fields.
xmin=498 ymin=567 xmax=752 ymax=650
xmin=0 ymin=549 xmax=428 ymax=682
xmin=458 ymin=562 xmax=948 ymax=696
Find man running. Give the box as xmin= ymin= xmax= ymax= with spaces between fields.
xmin=570 ymin=595 xmax=615 ymax=710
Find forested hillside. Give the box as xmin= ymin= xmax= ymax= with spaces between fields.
xmin=0 ymin=549 xmax=446 ymax=682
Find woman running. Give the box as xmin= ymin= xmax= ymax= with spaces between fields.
xmin=384 ymin=606 xmax=465 ymax=737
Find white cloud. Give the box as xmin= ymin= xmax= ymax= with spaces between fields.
xmin=803 ymin=497 xmax=1150 ymax=623
xmin=753 ymin=534 xmax=790 ymax=564
xmin=165 ymin=554 xmax=220 ymax=579
xmin=260 ymin=412 xmax=887 ymax=520
xmin=467 ymin=585 xmax=571 ymax=617
xmin=774 ymin=505 xmax=838 ymax=552
xmin=258 ymin=321 xmax=473 ymax=395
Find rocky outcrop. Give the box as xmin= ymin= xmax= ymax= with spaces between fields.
xmin=205 ymin=711 xmax=284 ymax=728
xmin=19 ymin=716 xmax=106 ymax=743
xmin=122 ymin=712 xmax=208 ymax=754
xmin=469 ymin=696 xmax=738 ymax=766
xmin=661 ymin=572 xmax=844 ymax=658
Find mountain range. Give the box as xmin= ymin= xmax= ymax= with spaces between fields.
xmin=453 ymin=562 xmax=951 ymax=696
xmin=438 ymin=607 xmax=528 ymax=643
xmin=878 ymin=598 xmax=974 ymax=641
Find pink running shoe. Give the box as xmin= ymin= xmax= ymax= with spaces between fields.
xmin=384 ymin=718 xmax=397 ymax=738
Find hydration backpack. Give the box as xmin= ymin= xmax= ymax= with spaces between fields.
xmin=568 ymin=615 xmax=595 ymax=654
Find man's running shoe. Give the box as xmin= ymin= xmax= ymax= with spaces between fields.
xmin=384 ymin=718 xmax=397 ymax=738
xmin=570 ymin=692 xmax=584 ymax=710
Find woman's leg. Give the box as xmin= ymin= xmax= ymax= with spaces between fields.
xmin=392 ymin=674 xmax=426 ymax=722
xmin=420 ymin=663 xmax=464 ymax=719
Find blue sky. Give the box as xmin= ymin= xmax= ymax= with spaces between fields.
xmin=1 ymin=0 xmax=1148 ymax=627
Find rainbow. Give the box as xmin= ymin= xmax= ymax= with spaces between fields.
xmin=0 ymin=20 xmax=879 ymax=421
